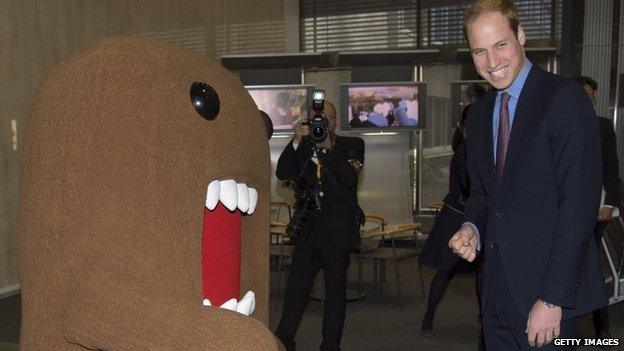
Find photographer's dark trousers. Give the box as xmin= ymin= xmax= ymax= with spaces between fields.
xmin=275 ymin=220 xmax=351 ymax=351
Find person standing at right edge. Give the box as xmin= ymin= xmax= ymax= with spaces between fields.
xmin=449 ymin=1 xmax=607 ymax=350
xmin=571 ymin=76 xmax=620 ymax=344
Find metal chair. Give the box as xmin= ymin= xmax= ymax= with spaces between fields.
xmin=354 ymin=214 xmax=387 ymax=299
xmin=270 ymin=221 xmax=295 ymax=309
xmin=599 ymin=177 xmax=624 ymax=305
xmin=602 ymin=215 xmax=624 ymax=305
xmin=270 ymin=201 xmax=292 ymax=223
xmin=358 ymin=220 xmax=425 ymax=308
xmin=269 ymin=202 xmax=294 ymax=309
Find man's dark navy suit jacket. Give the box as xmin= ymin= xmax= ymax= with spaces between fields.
xmin=464 ymin=65 xmax=607 ymax=320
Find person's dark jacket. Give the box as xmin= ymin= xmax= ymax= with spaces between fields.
xmin=597 ymin=116 xmax=620 ymax=209
xmin=443 ymin=142 xmax=470 ymax=212
xmin=276 ymin=136 xmax=365 ymax=247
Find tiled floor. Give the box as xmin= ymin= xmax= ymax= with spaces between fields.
xmin=1 ymin=259 xmax=622 ymax=350
xmin=268 ymin=259 xmax=624 ymax=350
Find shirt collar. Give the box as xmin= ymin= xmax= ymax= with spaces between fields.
xmin=500 ymin=58 xmax=532 ymax=100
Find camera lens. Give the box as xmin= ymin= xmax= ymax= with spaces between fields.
xmin=312 ymin=126 xmax=324 ymax=138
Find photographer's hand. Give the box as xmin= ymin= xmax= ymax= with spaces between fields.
xmin=293 ymin=119 xmax=310 ymax=144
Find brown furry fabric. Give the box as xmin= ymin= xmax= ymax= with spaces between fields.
xmin=19 ymin=37 xmax=279 ymax=350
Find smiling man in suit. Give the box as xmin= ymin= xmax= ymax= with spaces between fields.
xmin=448 ymin=1 xmax=607 ymax=350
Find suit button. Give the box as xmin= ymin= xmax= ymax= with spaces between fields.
xmin=495 ymin=213 xmax=503 ymax=218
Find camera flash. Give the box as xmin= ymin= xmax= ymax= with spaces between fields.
xmin=313 ymin=90 xmax=325 ymax=101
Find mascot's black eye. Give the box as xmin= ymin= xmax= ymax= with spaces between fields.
xmin=259 ymin=110 xmax=274 ymax=140
xmin=190 ymin=82 xmax=220 ymax=120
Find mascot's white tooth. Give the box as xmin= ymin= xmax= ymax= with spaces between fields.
xmin=236 ymin=183 xmax=250 ymax=213
xmin=205 ymin=180 xmax=220 ymax=210
xmin=236 ymin=291 xmax=255 ymax=316
xmin=220 ymin=298 xmax=238 ymax=311
xmin=219 ymin=179 xmax=238 ymax=211
xmin=250 ymin=293 xmax=256 ymax=315
xmin=202 ymin=298 xmax=212 ymax=307
xmin=248 ymin=188 xmax=258 ymax=214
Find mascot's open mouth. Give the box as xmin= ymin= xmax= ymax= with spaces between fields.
xmin=201 ymin=179 xmax=258 ymax=316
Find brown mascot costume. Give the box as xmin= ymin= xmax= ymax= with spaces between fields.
xmin=19 ymin=37 xmax=282 ymax=350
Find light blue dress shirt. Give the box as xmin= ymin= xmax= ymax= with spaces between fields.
xmin=492 ymin=58 xmax=533 ymax=161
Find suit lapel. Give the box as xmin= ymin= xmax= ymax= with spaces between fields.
xmin=499 ymin=66 xmax=541 ymax=193
xmin=482 ymin=92 xmax=497 ymax=187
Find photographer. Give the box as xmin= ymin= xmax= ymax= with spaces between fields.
xmin=274 ymin=97 xmax=364 ymax=351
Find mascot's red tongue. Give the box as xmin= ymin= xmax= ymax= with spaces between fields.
xmin=202 ymin=202 xmax=241 ymax=306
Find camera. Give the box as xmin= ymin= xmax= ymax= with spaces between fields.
xmin=305 ymin=90 xmax=330 ymax=144
xmin=286 ymin=180 xmax=320 ymax=239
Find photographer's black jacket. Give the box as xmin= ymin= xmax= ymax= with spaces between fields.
xmin=276 ymin=136 xmax=365 ymax=247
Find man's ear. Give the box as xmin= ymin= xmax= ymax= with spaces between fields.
xmin=517 ymin=24 xmax=526 ymax=46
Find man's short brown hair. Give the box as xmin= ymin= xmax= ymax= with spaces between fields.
xmin=463 ymin=0 xmax=520 ymax=40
